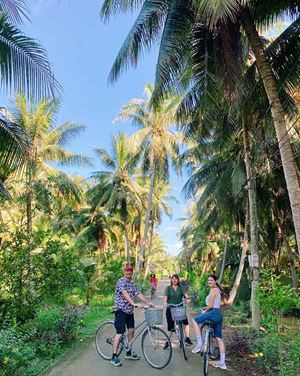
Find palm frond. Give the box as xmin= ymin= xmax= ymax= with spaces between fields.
xmin=0 ymin=0 xmax=29 ymax=24
xmin=108 ymin=0 xmax=168 ymax=83
xmin=100 ymin=0 xmax=143 ymax=21
xmin=45 ymin=122 xmax=86 ymax=147
xmin=94 ymin=147 xmax=117 ymax=170
xmin=0 ymin=14 xmax=61 ymax=98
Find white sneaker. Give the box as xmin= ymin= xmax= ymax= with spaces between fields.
xmin=192 ymin=345 xmax=202 ymax=354
xmin=212 ymin=362 xmax=227 ymax=370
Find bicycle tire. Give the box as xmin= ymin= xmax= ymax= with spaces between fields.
xmin=141 ymin=326 xmax=172 ymax=369
xmin=178 ymin=322 xmax=187 ymax=361
xmin=209 ymin=335 xmax=220 ymax=360
xmin=95 ymin=320 xmax=122 ymax=360
xmin=203 ymin=352 xmax=209 ymax=376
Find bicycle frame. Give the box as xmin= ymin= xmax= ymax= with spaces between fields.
xmin=120 ymin=319 xmax=152 ymax=352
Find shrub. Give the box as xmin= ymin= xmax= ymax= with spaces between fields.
xmin=254 ymin=332 xmax=300 ymax=376
xmin=0 ymin=327 xmax=37 ymax=376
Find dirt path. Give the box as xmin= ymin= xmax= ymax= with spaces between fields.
xmin=47 ymin=280 xmax=230 ymax=376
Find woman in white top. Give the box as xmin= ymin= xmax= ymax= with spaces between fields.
xmin=192 ymin=274 xmax=227 ymax=370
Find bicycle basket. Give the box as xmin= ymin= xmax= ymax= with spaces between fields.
xmin=145 ymin=308 xmax=163 ymax=325
xmin=170 ymin=306 xmax=187 ymax=321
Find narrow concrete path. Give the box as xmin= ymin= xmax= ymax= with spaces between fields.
xmin=47 ymin=279 xmax=230 ymax=376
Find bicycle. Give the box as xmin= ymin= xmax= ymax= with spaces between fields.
xmin=95 ymin=306 xmax=172 ymax=369
xmin=168 ymin=301 xmax=188 ymax=361
xmin=150 ymin=283 xmax=157 ymax=300
xmin=198 ymin=308 xmax=220 ymax=376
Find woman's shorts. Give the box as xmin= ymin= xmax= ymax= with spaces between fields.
xmin=114 ymin=309 xmax=135 ymax=334
xmin=166 ymin=307 xmax=189 ymax=332
xmin=194 ymin=308 xmax=223 ymax=338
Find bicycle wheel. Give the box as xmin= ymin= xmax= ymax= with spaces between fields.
xmin=95 ymin=320 xmax=122 ymax=360
xmin=141 ymin=326 xmax=172 ymax=369
xmin=209 ymin=335 xmax=220 ymax=360
xmin=203 ymin=352 xmax=209 ymax=376
xmin=178 ymin=322 xmax=187 ymax=361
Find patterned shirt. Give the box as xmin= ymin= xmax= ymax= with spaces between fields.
xmin=114 ymin=277 xmax=141 ymax=314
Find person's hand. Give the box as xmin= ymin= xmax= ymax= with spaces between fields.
xmin=148 ymin=302 xmax=155 ymax=308
xmin=134 ymin=303 xmax=143 ymax=309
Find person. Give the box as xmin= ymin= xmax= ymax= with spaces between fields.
xmin=149 ymin=273 xmax=157 ymax=290
xmin=163 ymin=274 xmax=193 ymax=348
xmin=111 ymin=263 xmax=154 ymax=367
xmin=192 ymin=274 xmax=227 ymax=370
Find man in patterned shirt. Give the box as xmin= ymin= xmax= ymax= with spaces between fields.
xmin=111 ymin=263 xmax=154 ymax=367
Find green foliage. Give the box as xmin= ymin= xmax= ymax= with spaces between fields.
xmin=0 ymin=231 xmax=84 ymax=322
xmin=254 ymin=333 xmax=300 ymax=376
xmin=0 ymin=326 xmax=42 ymax=376
xmin=258 ymin=270 xmax=300 ymax=330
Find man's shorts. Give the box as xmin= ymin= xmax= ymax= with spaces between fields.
xmin=194 ymin=308 xmax=223 ymax=338
xmin=114 ymin=309 xmax=135 ymax=334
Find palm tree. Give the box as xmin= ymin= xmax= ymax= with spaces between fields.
xmin=10 ymin=93 xmax=91 ymax=238
xmin=117 ymin=83 xmax=182 ymax=270
xmin=0 ymin=1 xmax=59 ymax=98
xmin=88 ymin=132 xmax=143 ymax=262
xmin=100 ymin=0 xmax=300 ymax=258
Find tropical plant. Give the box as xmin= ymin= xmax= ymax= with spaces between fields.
xmin=88 ymin=132 xmax=143 ymax=262
xmin=117 ymin=83 xmax=182 ymax=270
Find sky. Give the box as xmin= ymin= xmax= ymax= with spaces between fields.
xmin=2 ymin=0 xmax=188 ymax=256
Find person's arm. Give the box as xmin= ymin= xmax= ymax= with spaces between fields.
xmin=163 ymin=294 xmax=168 ymax=306
xmin=137 ymin=292 xmax=154 ymax=307
xmin=122 ymin=290 xmax=138 ymax=307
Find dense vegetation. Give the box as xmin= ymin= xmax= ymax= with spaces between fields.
xmin=0 ymin=1 xmax=300 ymax=375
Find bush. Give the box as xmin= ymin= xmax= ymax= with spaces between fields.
xmin=0 ymin=327 xmax=38 ymax=376
xmin=25 ymin=305 xmax=85 ymax=358
xmin=254 ymin=332 xmax=300 ymax=376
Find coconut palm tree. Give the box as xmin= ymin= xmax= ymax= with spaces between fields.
xmin=88 ymin=132 xmax=143 ymax=262
xmin=117 ymin=83 xmax=182 ymax=270
xmin=9 ymin=93 xmax=91 ymax=239
xmin=100 ymin=0 xmax=300 ymax=260
xmin=0 ymin=1 xmax=59 ymax=98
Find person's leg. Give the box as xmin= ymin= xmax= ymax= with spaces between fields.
xmin=112 ymin=334 xmax=123 ymax=354
xmin=112 ymin=311 xmax=125 ymax=366
xmin=192 ymin=312 xmax=213 ymax=353
xmin=165 ymin=307 xmax=175 ymax=349
xmin=211 ymin=314 xmax=227 ymax=369
xmin=125 ymin=314 xmax=139 ymax=360
xmin=183 ymin=318 xmax=193 ymax=345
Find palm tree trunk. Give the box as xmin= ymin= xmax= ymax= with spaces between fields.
xmin=228 ymin=202 xmax=249 ymax=304
xmin=139 ymin=152 xmax=156 ymax=271
xmin=124 ymin=223 xmax=131 ymax=263
xmin=241 ymin=7 xmax=300 ymax=259
xmin=143 ymin=222 xmax=154 ymax=280
xmin=243 ymin=117 xmax=261 ymax=329
xmin=284 ymin=237 xmax=299 ymax=290
xmin=218 ymin=236 xmax=228 ymax=284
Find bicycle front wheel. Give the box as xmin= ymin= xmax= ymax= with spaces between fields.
xmin=141 ymin=326 xmax=172 ymax=369
xmin=95 ymin=320 xmax=122 ymax=360
xmin=203 ymin=352 xmax=209 ymax=376
xmin=178 ymin=322 xmax=187 ymax=361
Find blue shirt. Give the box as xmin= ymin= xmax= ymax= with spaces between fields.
xmin=114 ymin=277 xmax=141 ymax=314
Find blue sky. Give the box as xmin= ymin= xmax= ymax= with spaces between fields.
xmin=3 ymin=0 xmax=187 ymax=255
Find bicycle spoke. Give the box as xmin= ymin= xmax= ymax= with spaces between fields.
xmin=95 ymin=321 xmax=122 ymax=360
xmin=142 ymin=327 xmax=172 ymax=369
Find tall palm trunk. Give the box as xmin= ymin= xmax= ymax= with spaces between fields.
xmin=143 ymin=222 xmax=154 ymax=280
xmin=124 ymin=223 xmax=131 ymax=263
xmin=228 ymin=202 xmax=249 ymax=304
xmin=241 ymin=7 xmax=300 ymax=259
xmin=218 ymin=236 xmax=228 ymax=284
xmin=243 ymin=117 xmax=260 ymax=329
xmin=139 ymin=152 xmax=156 ymax=271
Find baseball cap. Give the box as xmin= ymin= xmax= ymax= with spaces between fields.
xmin=124 ymin=263 xmax=133 ymax=272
